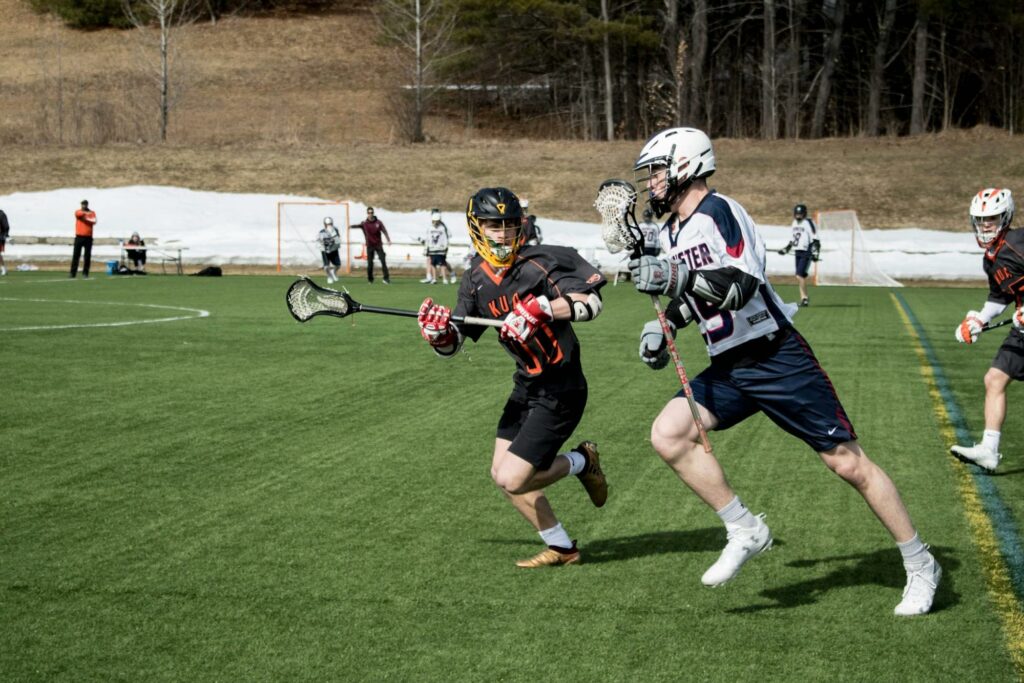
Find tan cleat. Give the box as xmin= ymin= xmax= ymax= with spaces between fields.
xmin=515 ymin=543 xmax=580 ymax=568
xmin=575 ymin=441 xmax=608 ymax=507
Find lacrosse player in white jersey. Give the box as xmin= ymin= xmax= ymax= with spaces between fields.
xmin=627 ymin=127 xmax=939 ymax=616
xmin=777 ymin=203 xmax=817 ymax=306
xmin=318 ymin=217 xmax=342 ymax=283
xmin=639 ymin=208 xmax=661 ymax=256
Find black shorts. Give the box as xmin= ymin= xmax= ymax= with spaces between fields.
xmin=429 ymin=254 xmax=446 ymax=267
xmin=496 ymin=387 xmax=588 ymax=470
xmin=992 ymin=330 xmax=1024 ymax=381
xmin=322 ymin=250 xmax=341 ymax=267
xmin=795 ymin=250 xmax=811 ymax=277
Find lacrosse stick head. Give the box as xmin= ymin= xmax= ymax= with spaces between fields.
xmin=594 ymin=179 xmax=643 ymax=256
xmin=286 ymin=277 xmax=357 ymax=322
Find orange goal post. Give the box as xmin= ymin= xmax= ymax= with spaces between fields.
xmin=276 ymin=200 xmax=352 ymax=273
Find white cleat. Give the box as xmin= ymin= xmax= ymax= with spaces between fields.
xmin=701 ymin=513 xmax=773 ymax=587
xmin=419 ymin=277 xmax=433 ymax=283
xmin=894 ymin=553 xmax=941 ymax=616
xmin=950 ymin=443 xmax=1001 ymax=472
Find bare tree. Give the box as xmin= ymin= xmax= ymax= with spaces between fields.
xmin=866 ymin=0 xmax=897 ymax=136
xmin=601 ymin=0 xmax=615 ymax=140
xmin=910 ymin=7 xmax=929 ymax=135
xmin=810 ymin=0 xmax=846 ymax=138
xmin=761 ymin=0 xmax=777 ymax=139
xmin=374 ymin=0 xmax=456 ymax=143
xmin=688 ymin=0 xmax=708 ymax=127
xmin=124 ymin=0 xmax=199 ymax=142
xmin=782 ymin=0 xmax=806 ymax=138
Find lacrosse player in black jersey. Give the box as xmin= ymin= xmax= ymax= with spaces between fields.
xmin=417 ymin=187 xmax=608 ymax=568
xmin=951 ymin=188 xmax=1024 ymax=472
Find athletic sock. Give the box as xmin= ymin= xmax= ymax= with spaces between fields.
xmin=897 ymin=533 xmax=930 ymax=569
xmin=561 ymin=449 xmax=586 ymax=476
xmin=716 ymin=495 xmax=757 ymax=529
xmin=982 ymin=430 xmax=1001 ymax=452
xmin=539 ymin=523 xmax=573 ymax=550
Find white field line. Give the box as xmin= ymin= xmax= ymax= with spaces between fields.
xmin=0 ymin=297 xmax=210 ymax=331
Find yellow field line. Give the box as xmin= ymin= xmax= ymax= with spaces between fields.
xmin=890 ymin=292 xmax=1024 ymax=674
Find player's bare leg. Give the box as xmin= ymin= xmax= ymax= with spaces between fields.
xmin=797 ymin=274 xmax=808 ymax=304
xmin=819 ymin=440 xmax=940 ymax=615
xmin=951 ymin=367 xmax=1008 ymax=471
xmin=491 ymin=439 xmax=580 ymax=567
xmin=650 ymin=398 xmax=772 ymax=586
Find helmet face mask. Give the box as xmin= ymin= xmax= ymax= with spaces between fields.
xmin=794 ymin=204 xmax=807 ymax=220
xmin=323 ymin=217 xmax=334 ymax=226
xmin=970 ymin=188 xmax=1014 ymax=248
xmin=467 ymin=187 xmax=524 ymax=267
xmin=634 ymin=127 xmax=716 ymax=215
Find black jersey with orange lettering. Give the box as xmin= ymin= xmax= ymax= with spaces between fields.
xmin=984 ymin=228 xmax=1024 ymax=306
xmin=453 ymin=245 xmax=606 ymax=392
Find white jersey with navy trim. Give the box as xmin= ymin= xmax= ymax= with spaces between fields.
xmin=789 ymin=218 xmax=816 ymax=251
xmin=318 ymin=225 xmax=341 ymax=252
xmin=426 ymin=222 xmax=450 ymax=254
xmin=660 ymin=191 xmax=793 ymax=356
xmin=639 ymin=220 xmax=661 ymax=254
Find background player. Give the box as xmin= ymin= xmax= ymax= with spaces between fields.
xmin=777 ymin=203 xmax=817 ymax=306
xmin=627 ymin=126 xmax=939 ymax=616
xmin=639 ymin=208 xmax=661 ymax=257
xmin=951 ymin=187 xmax=1024 ymax=472
xmin=318 ymin=217 xmax=342 ymax=284
xmin=417 ymin=187 xmax=608 ymax=567
xmin=420 ymin=210 xmax=454 ymax=284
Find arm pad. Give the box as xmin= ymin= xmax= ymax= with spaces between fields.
xmin=979 ymin=300 xmax=1008 ymax=324
xmin=563 ymin=292 xmax=603 ymax=321
xmin=688 ymin=267 xmax=760 ymax=310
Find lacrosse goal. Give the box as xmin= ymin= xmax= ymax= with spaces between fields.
xmin=276 ymin=200 xmax=351 ymax=273
xmin=814 ymin=210 xmax=902 ymax=287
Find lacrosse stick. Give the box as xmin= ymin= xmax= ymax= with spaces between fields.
xmin=983 ymin=318 xmax=1014 ymax=333
xmin=594 ymin=179 xmax=714 ymax=454
xmin=286 ymin=277 xmax=501 ymax=328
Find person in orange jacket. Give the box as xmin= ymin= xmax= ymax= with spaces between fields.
xmin=71 ymin=199 xmax=97 ymax=279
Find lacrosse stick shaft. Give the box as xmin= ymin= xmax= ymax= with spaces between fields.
xmin=357 ymin=303 xmax=502 ymax=329
xmin=982 ymin=318 xmax=1013 ymax=333
xmin=649 ymin=294 xmax=713 ymax=454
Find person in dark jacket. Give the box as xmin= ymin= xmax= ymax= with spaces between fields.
xmin=356 ymin=207 xmax=392 ymax=284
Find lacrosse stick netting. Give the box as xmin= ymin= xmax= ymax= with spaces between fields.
xmin=593 ymin=179 xmax=642 ymax=254
xmin=286 ymin=278 xmax=354 ymax=322
xmin=594 ymin=179 xmax=714 ymax=454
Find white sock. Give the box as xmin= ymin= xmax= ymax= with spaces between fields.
xmin=539 ymin=523 xmax=573 ymax=550
xmin=0 ymin=266 xmax=6 ymax=275
xmin=716 ymin=496 xmax=757 ymax=529
xmin=561 ymin=449 xmax=586 ymax=476
xmin=982 ymin=430 xmax=1001 ymax=452
xmin=897 ymin=533 xmax=930 ymax=569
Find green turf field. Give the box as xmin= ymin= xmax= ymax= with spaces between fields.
xmin=2 ymin=273 xmax=1021 ymax=681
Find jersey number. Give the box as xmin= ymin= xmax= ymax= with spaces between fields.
xmin=511 ymin=325 xmax=564 ymax=376
xmin=691 ymin=298 xmax=734 ymax=344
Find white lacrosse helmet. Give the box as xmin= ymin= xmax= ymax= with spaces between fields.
xmin=431 ymin=210 xmax=442 ymax=222
xmin=970 ymin=188 xmax=1014 ymax=248
xmin=323 ymin=216 xmax=334 ymax=226
xmin=634 ymin=127 xmax=716 ymax=214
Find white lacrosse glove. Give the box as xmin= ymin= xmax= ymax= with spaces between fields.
xmin=500 ymin=294 xmax=553 ymax=343
xmin=417 ymin=297 xmax=457 ymax=348
xmin=1015 ymin=307 xmax=1024 ymax=330
xmin=638 ymin=319 xmax=676 ymax=370
xmin=955 ymin=310 xmax=985 ymax=344
xmin=628 ymin=255 xmax=689 ymax=298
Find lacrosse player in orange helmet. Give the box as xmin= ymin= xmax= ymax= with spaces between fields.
xmin=626 ymin=127 xmax=939 ymax=615
xmin=951 ymin=188 xmax=1024 ymax=472
xmin=417 ymin=187 xmax=608 ymax=568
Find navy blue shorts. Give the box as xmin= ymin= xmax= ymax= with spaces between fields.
xmin=429 ymin=254 xmax=447 ymax=267
xmin=687 ymin=329 xmax=857 ymax=452
xmin=794 ymin=250 xmax=812 ymax=277
xmin=322 ymin=250 xmax=341 ymax=267
xmin=497 ymin=387 xmax=587 ymax=470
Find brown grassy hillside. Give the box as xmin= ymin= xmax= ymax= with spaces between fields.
xmin=4 ymin=0 xmax=1024 ymax=229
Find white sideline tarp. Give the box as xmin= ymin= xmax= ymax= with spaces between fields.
xmin=0 ymin=186 xmax=986 ymax=281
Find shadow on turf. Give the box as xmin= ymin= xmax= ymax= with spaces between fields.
xmin=726 ymin=545 xmax=960 ymax=615
xmin=484 ymin=527 xmax=736 ymax=563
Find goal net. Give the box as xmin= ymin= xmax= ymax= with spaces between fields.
xmin=814 ymin=210 xmax=902 ymax=287
xmin=276 ymin=201 xmax=351 ymax=273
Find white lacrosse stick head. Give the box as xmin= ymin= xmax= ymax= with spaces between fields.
xmin=594 ymin=179 xmax=640 ymax=254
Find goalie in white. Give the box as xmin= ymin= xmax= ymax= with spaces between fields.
xmin=625 ymin=126 xmax=939 ymax=616
xmin=318 ymin=217 xmax=342 ymax=283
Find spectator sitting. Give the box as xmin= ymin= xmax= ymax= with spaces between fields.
xmin=125 ymin=232 xmax=146 ymax=273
